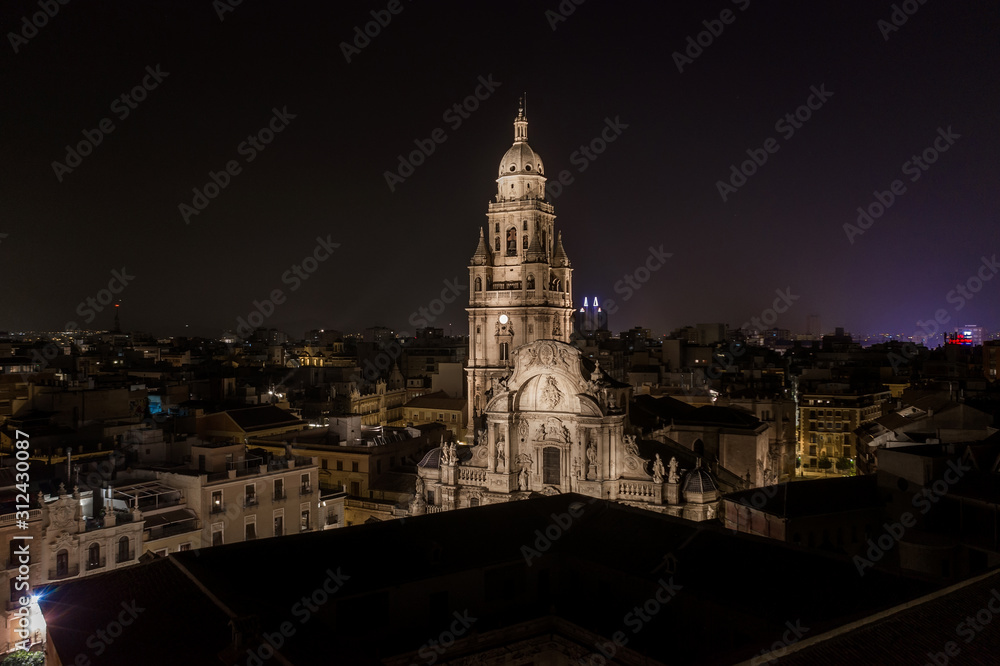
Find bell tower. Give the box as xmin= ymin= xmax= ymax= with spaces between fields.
xmin=466 ymin=98 xmax=574 ymax=427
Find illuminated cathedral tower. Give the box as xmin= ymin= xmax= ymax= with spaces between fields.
xmin=466 ymin=98 xmax=574 ymax=424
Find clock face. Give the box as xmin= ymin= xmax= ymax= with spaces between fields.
xmin=499 ymin=314 xmax=509 ymax=324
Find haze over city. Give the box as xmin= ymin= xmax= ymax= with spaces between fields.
xmin=1 ymin=1 xmax=998 ymax=339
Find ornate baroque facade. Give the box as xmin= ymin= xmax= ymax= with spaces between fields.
xmin=415 ymin=104 xmax=720 ymax=519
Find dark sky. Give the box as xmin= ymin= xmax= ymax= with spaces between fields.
xmin=2 ymin=1 xmax=998 ymax=340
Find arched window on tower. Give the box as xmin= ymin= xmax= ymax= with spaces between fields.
xmin=495 ymin=223 xmax=499 ymax=233
xmin=523 ymin=235 xmax=528 ymax=249
xmin=523 ymin=220 xmax=527 ymax=231
xmin=527 ymin=274 xmax=535 ymax=290
xmin=495 ymin=237 xmax=500 ymax=252
xmin=506 ymin=228 xmax=517 ymax=256
xmin=474 ymin=277 xmax=482 ymax=292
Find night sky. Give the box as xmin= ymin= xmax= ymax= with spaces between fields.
xmin=2 ymin=1 xmax=998 ymax=340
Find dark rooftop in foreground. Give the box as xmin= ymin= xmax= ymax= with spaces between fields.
xmin=37 ymin=493 xmax=949 ymax=665
xmin=723 ymin=475 xmax=883 ymax=519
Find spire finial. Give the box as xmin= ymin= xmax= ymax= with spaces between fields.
xmin=513 ymin=95 xmax=529 ymax=142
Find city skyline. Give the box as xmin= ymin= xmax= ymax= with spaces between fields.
xmin=2 ymin=2 xmax=998 ymax=339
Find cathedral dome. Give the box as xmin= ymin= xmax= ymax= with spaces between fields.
xmin=682 ymin=467 xmax=718 ymax=494
xmin=498 ymin=97 xmax=544 ymax=176
xmin=498 ymin=141 xmax=544 ymax=176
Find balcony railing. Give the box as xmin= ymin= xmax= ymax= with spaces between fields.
xmin=116 ymin=550 xmax=135 ymax=564
xmin=86 ymin=558 xmax=106 ymax=571
xmin=145 ymin=520 xmax=198 ymax=542
xmin=210 ymin=503 xmax=226 ymax=514
xmin=49 ymin=565 xmax=79 ymax=580
xmin=300 ymin=485 xmax=313 ymax=496
xmin=273 ymin=491 xmax=287 ymax=502
xmin=244 ymin=497 xmax=259 ymax=508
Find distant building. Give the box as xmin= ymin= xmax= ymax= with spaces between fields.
xmin=573 ymin=297 xmax=609 ymax=340
xmin=956 ymin=324 xmax=984 ymax=347
xmin=402 ymin=390 xmax=467 ymax=439
xmin=799 ymin=389 xmax=891 ymax=471
xmin=985 ymin=340 xmax=1000 ymax=380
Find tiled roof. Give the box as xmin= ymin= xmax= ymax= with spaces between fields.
xmin=778 ymin=569 xmax=1000 ymax=665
